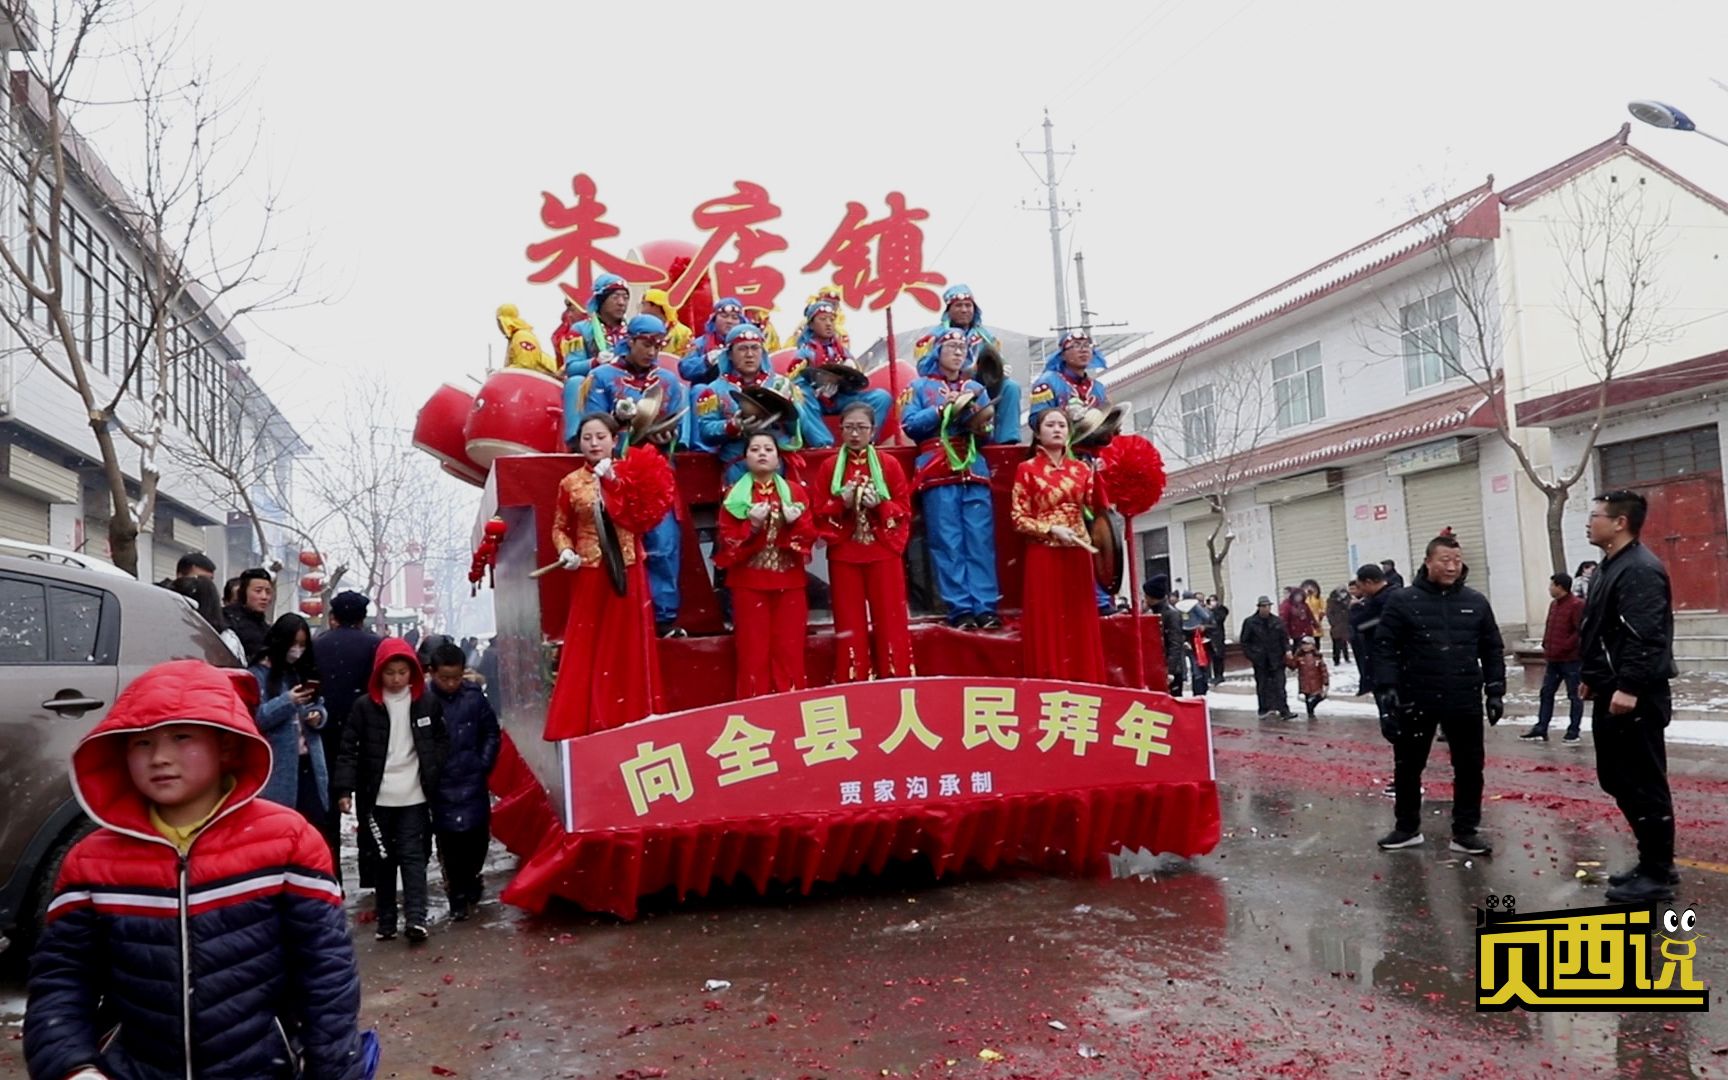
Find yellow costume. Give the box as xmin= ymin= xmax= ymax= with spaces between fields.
xmin=745 ymin=306 xmax=783 ymax=351
xmin=639 ymin=288 xmax=693 ymax=357
xmin=496 ymin=303 xmax=559 ymax=377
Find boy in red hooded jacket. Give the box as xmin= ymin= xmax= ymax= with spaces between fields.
xmin=24 ymin=659 xmax=366 ymax=1080
xmin=335 ymin=638 xmax=447 ymax=944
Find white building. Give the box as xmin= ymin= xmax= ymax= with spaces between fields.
xmin=0 ymin=67 xmax=304 ymax=582
xmin=1104 ymin=127 xmax=1728 ymax=632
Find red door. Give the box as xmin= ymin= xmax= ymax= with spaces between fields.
xmin=1638 ymin=473 xmax=1728 ymax=611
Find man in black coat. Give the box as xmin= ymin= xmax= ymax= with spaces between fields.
xmin=313 ymin=589 xmax=384 ymax=882
xmin=1374 ymin=534 xmax=1504 ymax=856
xmin=1240 ymin=596 xmax=1294 ymax=719
xmin=1579 ymin=490 xmax=1679 ymax=903
xmin=222 ymin=567 xmax=273 ymax=663
xmin=1144 ymin=575 xmax=1186 ymax=695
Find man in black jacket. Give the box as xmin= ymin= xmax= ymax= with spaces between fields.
xmin=1374 ymin=534 xmax=1504 ymax=856
xmin=1240 ymin=596 xmax=1295 ymax=719
xmin=1579 ymin=490 xmax=1679 ymax=903
xmin=221 ymin=567 xmax=273 ymax=663
xmin=313 ymin=590 xmax=384 ymax=883
xmin=1144 ymin=575 xmax=1186 ymax=695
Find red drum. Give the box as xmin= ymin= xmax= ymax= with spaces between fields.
xmin=769 ymin=347 xmax=799 ymax=376
xmin=414 ymin=383 xmax=486 ymax=483
xmin=464 ymin=368 xmax=565 ymax=468
xmin=866 ymin=358 xmax=917 ymax=445
xmin=442 ymin=463 xmax=484 ymax=487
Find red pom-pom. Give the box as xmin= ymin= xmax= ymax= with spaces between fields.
xmin=608 ymin=447 xmax=678 ymax=533
xmin=1097 ymin=434 xmax=1167 ymax=518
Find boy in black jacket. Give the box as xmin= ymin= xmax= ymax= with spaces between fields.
xmin=427 ymin=642 xmax=501 ymax=920
xmin=336 ymin=637 xmax=448 ymax=943
xmin=1579 ymin=490 xmax=1679 ymax=903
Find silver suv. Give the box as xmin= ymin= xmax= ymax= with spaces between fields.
xmin=0 ymin=550 xmax=238 ymax=955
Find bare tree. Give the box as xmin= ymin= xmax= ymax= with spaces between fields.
xmin=0 ymin=2 xmax=305 ymax=576
xmin=1360 ymin=174 xmax=1674 ymax=573
xmin=1160 ymin=355 xmax=1280 ymax=605
xmin=301 ymin=382 xmax=449 ymax=616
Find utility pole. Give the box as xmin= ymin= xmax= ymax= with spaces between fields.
xmin=1019 ymin=110 xmax=1076 ymax=333
xmin=1070 ymin=251 xmax=1127 ymax=338
xmin=1040 ymin=113 xmax=1068 ymax=331
xmin=1074 ymin=251 xmax=1092 ymax=336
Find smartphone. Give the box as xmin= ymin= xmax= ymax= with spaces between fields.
xmin=300 ymin=680 xmax=321 ymax=694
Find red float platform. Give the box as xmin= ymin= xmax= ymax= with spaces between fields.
xmin=475 ymin=452 xmax=1215 ymax=918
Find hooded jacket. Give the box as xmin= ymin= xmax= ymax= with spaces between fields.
xmin=24 ymin=660 xmax=364 ymax=1080
xmin=1374 ymin=565 xmax=1506 ymax=716
xmin=333 ymin=638 xmax=447 ymax=810
xmin=429 ymin=679 xmax=500 ymax=834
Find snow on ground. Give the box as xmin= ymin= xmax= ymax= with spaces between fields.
xmin=1203 ymin=669 xmax=1728 ymax=748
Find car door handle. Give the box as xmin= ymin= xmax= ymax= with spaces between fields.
xmin=43 ymin=696 xmax=106 ymax=713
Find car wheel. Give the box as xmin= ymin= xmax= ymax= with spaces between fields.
xmin=16 ymin=818 xmax=95 ymax=957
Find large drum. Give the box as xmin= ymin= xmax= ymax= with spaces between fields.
xmin=866 ymin=358 xmax=917 ymax=445
xmin=413 ymin=383 xmax=486 ymax=485
xmin=464 ymin=368 xmax=565 ymax=468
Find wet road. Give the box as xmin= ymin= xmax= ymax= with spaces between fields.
xmin=4 ymin=699 xmax=1726 ymax=1078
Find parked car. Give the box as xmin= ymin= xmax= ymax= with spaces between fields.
xmin=0 ymin=548 xmax=239 ymax=956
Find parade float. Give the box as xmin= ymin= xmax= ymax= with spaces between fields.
xmin=413 ymin=176 xmax=1220 ymax=918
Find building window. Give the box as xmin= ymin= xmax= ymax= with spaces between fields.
xmin=1600 ymin=426 xmax=1721 ymax=488
xmin=1272 ymin=343 xmax=1324 ymax=430
xmin=1133 ymin=405 xmax=1156 ymax=436
xmin=1180 ymin=384 xmax=1216 ymax=457
xmin=1402 ymin=290 xmax=1460 ymax=392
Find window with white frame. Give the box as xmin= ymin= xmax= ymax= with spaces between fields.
xmin=1402 ymin=290 xmax=1460 ymax=391
xmin=1272 ymin=343 xmax=1324 ymax=430
xmin=1180 ymin=384 xmax=1216 ymax=457
xmin=1133 ymin=405 xmax=1156 ymax=435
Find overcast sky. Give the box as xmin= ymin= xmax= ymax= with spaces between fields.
xmin=131 ymin=0 xmax=1728 ymax=464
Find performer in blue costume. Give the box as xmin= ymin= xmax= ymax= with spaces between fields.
xmin=693 ymin=323 xmax=825 ymax=486
xmin=914 ymin=284 xmax=1022 ymax=445
xmin=899 ymin=329 xmax=1000 ymax=630
xmin=560 ymin=273 xmax=633 ymax=446
xmin=677 ymin=296 xmax=747 ymax=386
xmin=789 ymin=296 xmax=891 ymax=448
xmin=1029 ymin=328 xmax=1117 ymax=614
xmin=576 ymin=314 xmax=689 ymax=637
xmin=1028 ymin=329 xmax=1111 ymax=426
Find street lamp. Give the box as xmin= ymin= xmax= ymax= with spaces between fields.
xmin=1627 ymin=100 xmax=1728 ymax=149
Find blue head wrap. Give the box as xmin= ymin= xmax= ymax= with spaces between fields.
xmin=919 ymin=328 xmax=969 ymax=377
xmin=1043 ymin=329 xmax=1108 ymax=374
xmin=719 ymin=321 xmax=769 ymax=376
xmin=612 ymin=313 xmax=668 ymax=355
xmin=939 ymin=284 xmax=983 ymax=331
xmin=797 ymin=297 xmax=841 ymax=347
xmin=705 ymin=297 xmax=745 ymax=336
xmin=588 ymin=273 xmax=629 ymax=315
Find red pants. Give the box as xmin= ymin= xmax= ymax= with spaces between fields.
xmin=830 ymin=558 xmax=913 ymax=682
xmin=733 ymin=584 xmax=809 ymax=698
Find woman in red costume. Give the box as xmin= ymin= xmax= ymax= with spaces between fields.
xmin=544 ymin=413 xmax=677 ymax=740
xmin=814 ymin=402 xmax=914 ymax=683
xmin=716 ymin=432 xmax=818 ymax=698
xmin=1011 ymin=408 xmax=1107 ymax=683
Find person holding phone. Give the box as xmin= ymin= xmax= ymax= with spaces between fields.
xmin=249 ymin=613 xmax=332 ymax=829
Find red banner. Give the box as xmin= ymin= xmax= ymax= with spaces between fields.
xmin=564 ymin=677 xmax=1211 ymax=830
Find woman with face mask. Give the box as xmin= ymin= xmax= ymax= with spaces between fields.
xmin=251 ymin=612 xmax=331 ymax=825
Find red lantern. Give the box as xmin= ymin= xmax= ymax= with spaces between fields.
xmin=298 ymin=550 xmax=323 ymax=569
xmin=299 ymin=575 xmax=325 ymax=594
xmin=298 ymin=597 xmax=325 ymax=617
